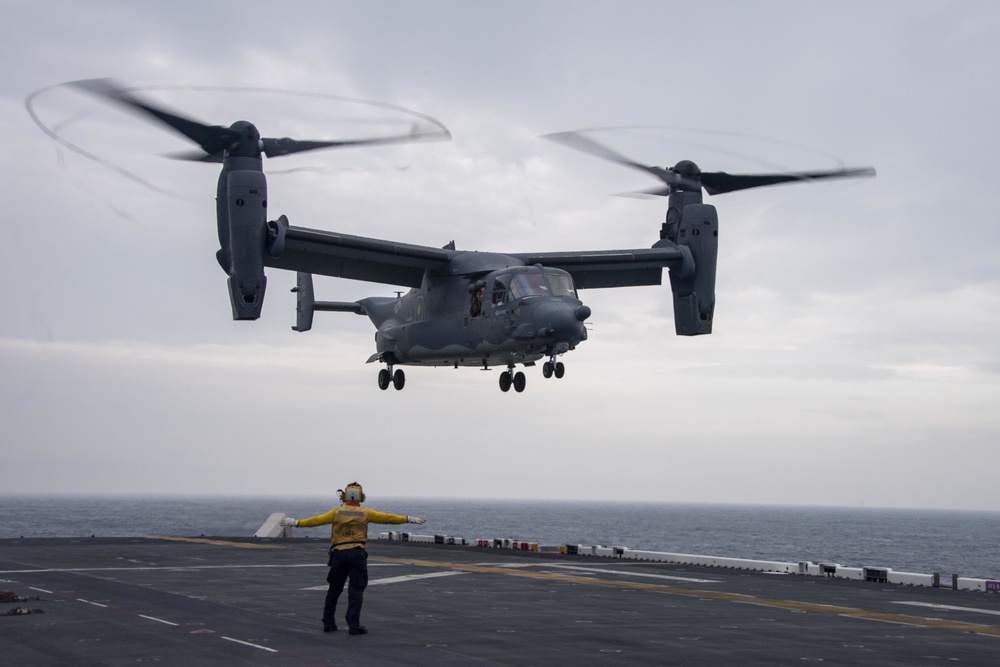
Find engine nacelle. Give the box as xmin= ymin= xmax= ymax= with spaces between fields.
xmin=225 ymin=170 xmax=268 ymax=320
xmin=667 ymin=203 xmax=718 ymax=335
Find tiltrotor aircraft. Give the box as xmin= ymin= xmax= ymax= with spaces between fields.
xmin=73 ymin=80 xmax=874 ymax=393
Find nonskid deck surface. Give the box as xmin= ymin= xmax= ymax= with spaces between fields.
xmin=2 ymin=537 xmax=1000 ymax=665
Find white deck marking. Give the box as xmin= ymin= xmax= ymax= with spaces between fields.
xmin=139 ymin=614 xmax=178 ymax=626
xmin=541 ymin=564 xmax=720 ymax=583
xmin=891 ymin=601 xmax=1000 ymax=617
xmin=301 ymin=570 xmax=467 ymax=591
xmin=29 ymin=586 xmax=52 ymax=593
xmin=369 ymin=571 xmax=467 ymax=586
xmin=221 ymin=636 xmax=278 ymax=653
xmin=77 ymin=598 xmax=107 ymax=607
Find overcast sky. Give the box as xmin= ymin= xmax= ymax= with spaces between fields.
xmin=2 ymin=1 xmax=998 ymax=511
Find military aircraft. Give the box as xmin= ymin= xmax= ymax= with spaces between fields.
xmin=71 ymin=79 xmax=875 ymax=393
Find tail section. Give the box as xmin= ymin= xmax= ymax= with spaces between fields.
xmin=291 ymin=272 xmax=365 ymax=332
xmin=291 ymin=271 xmax=317 ymax=332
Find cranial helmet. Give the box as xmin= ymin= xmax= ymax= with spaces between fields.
xmin=341 ymin=482 xmax=365 ymax=503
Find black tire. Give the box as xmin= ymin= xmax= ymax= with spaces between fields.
xmin=513 ymin=371 xmax=526 ymax=393
xmin=499 ymin=372 xmax=512 ymax=392
xmin=378 ymin=368 xmax=390 ymax=390
xmin=542 ymin=362 xmax=553 ymax=378
xmin=392 ymin=368 xmax=406 ymax=391
xmin=554 ymin=362 xmax=565 ymax=379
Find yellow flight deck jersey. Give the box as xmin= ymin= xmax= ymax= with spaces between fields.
xmin=296 ymin=504 xmax=409 ymax=550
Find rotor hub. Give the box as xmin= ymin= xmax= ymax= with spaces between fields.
xmin=673 ymin=160 xmax=700 ymax=176
xmin=225 ymin=121 xmax=263 ymax=158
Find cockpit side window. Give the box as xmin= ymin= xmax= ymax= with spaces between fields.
xmin=491 ymin=276 xmax=510 ymax=306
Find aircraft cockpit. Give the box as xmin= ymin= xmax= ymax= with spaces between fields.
xmin=491 ymin=268 xmax=577 ymax=307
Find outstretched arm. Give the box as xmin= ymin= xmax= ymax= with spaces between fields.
xmin=366 ymin=509 xmax=425 ymax=525
xmin=290 ymin=509 xmax=339 ymax=528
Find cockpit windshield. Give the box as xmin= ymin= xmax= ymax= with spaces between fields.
xmin=547 ymin=273 xmax=576 ymax=297
xmin=507 ymin=271 xmax=577 ymax=300
xmin=509 ymin=274 xmax=549 ymax=299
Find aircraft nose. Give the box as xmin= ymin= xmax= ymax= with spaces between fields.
xmin=542 ymin=303 xmax=589 ymax=341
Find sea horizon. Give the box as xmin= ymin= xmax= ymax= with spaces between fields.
xmin=2 ymin=494 xmax=997 ymax=579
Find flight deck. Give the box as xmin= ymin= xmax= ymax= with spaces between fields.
xmin=2 ymin=537 xmax=1000 ymax=665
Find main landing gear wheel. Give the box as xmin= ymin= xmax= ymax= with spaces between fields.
xmin=378 ymin=367 xmax=406 ymax=391
xmin=542 ymin=360 xmax=566 ymax=379
xmin=499 ymin=368 xmax=526 ymax=393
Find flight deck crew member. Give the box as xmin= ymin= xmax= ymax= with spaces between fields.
xmin=469 ymin=281 xmax=485 ymax=317
xmin=280 ymin=483 xmax=425 ymax=635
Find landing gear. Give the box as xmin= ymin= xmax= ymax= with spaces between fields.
xmin=378 ymin=364 xmax=406 ymax=391
xmin=542 ymin=357 xmax=566 ymax=379
xmin=499 ymin=366 xmax=526 ymax=393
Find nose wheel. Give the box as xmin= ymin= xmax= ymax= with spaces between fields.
xmin=542 ymin=358 xmax=566 ymax=379
xmin=499 ymin=366 xmax=526 ymax=393
xmin=378 ymin=366 xmax=406 ymax=391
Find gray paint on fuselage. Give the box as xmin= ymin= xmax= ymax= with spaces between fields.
xmin=358 ymin=252 xmax=588 ymax=368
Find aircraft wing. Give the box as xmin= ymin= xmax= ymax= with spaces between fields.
xmin=512 ymin=245 xmax=688 ymax=289
xmin=265 ymin=224 xmax=452 ymax=287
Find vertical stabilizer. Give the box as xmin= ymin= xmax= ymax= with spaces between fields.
xmin=291 ymin=272 xmax=316 ymax=332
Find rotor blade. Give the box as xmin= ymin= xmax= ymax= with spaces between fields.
xmin=74 ymin=79 xmax=451 ymax=161
xmin=71 ymin=78 xmax=234 ymax=154
xmin=261 ymin=125 xmax=450 ymax=158
xmin=546 ymin=128 xmax=876 ymax=196
xmin=699 ymin=167 xmax=877 ymax=195
xmin=544 ymin=130 xmax=710 ymax=193
xmin=162 ymin=149 xmax=225 ymax=163
xmin=620 ymin=186 xmax=674 ymax=198
xmin=543 ymin=131 xmax=672 ymax=181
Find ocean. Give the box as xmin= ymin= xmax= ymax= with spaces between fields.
xmin=1 ymin=495 xmax=998 ymax=580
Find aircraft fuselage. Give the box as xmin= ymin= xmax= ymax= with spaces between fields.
xmin=361 ymin=257 xmax=590 ymax=370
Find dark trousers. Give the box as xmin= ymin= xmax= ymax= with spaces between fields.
xmin=324 ymin=547 xmax=368 ymax=628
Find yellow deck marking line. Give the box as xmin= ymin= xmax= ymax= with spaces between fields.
xmin=373 ymin=555 xmax=1000 ymax=637
xmin=151 ymin=537 xmax=279 ymax=549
